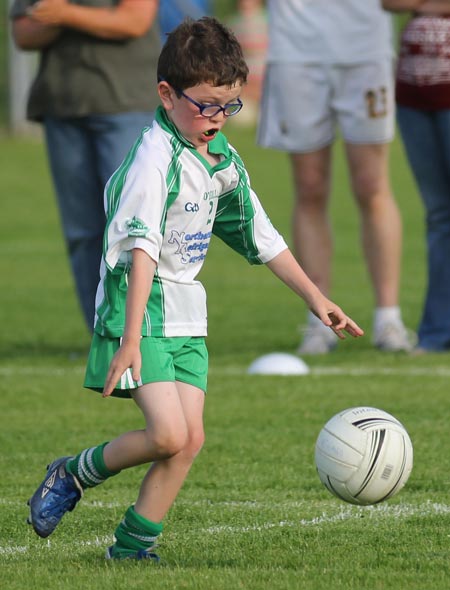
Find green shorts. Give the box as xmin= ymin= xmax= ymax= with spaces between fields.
xmin=84 ymin=334 xmax=208 ymax=398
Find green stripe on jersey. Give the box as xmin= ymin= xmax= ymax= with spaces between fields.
xmin=161 ymin=137 xmax=183 ymax=234
xmin=103 ymin=131 xmax=146 ymax=261
xmin=95 ymin=265 xmax=129 ymax=334
xmin=147 ymin=273 xmax=165 ymax=337
xmin=212 ymin=150 xmax=260 ymax=262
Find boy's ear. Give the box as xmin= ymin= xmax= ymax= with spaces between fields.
xmin=158 ymin=81 xmax=175 ymax=111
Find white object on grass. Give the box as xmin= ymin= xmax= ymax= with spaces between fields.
xmin=247 ymin=353 xmax=310 ymax=375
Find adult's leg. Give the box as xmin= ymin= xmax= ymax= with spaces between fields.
xmin=290 ymin=146 xmax=333 ymax=295
xmin=104 ymin=380 xmax=205 ymax=523
xmin=90 ymin=111 xmax=155 ymax=187
xmin=86 ymin=112 xmax=154 ymax=326
xmin=291 ymin=147 xmax=340 ymax=353
xmin=345 ymin=142 xmax=402 ymax=308
xmin=44 ymin=117 xmax=105 ymax=330
xmin=258 ymin=62 xmax=338 ymax=352
xmin=335 ymin=56 xmax=412 ymax=350
xmin=44 ymin=112 xmax=154 ymax=331
xmin=398 ymin=107 xmax=450 ymax=350
xmin=345 ymin=142 xmax=413 ymax=350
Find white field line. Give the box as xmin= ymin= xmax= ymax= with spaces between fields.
xmin=200 ymin=501 xmax=450 ymax=534
xmin=1 ymin=501 xmax=449 ymax=558
xmin=210 ymin=366 xmax=450 ymax=377
xmin=1 ymin=365 xmax=450 ymax=377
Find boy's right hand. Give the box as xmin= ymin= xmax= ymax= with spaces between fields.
xmin=103 ymin=340 xmax=142 ymax=398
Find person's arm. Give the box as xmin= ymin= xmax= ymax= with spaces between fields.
xmin=12 ymin=15 xmax=62 ymax=50
xmin=266 ymin=249 xmax=364 ymax=340
xmin=382 ymin=0 xmax=450 ymax=13
xmin=103 ymin=248 xmax=156 ymax=398
xmin=28 ymin=0 xmax=158 ymax=40
xmin=382 ymin=0 xmax=424 ymax=10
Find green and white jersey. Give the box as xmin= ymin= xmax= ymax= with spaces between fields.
xmin=94 ymin=106 xmax=287 ymax=338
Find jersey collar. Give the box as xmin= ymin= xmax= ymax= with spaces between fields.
xmin=156 ymin=106 xmax=230 ymax=158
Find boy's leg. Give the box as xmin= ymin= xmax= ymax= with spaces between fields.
xmin=66 ymin=442 xmax=120 ymax=487
xmin=134 ymin=380 xmax=205 ymax=522
xmin=107 ymin=380 xmax=205 ymax=559
xmin=106 ymin=506 xmax=163 ymax=561
xmin=28 ymin=376 xmax=205 ymax=553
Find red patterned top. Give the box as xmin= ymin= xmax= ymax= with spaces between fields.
xmin=396 ymin=15 xmax=450 ymax=110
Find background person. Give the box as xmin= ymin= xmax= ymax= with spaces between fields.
xmin=258 ymin=0 xmax=413 ymax=354
xmin=382 ymin=0 xmax=450 ymax=353
xmin=158 ymin=0 xmax=211 ymax=43
xmin=228 ymin=0 xmax=268 ymax=126
xmin=10 ymin=0 xmax=161 ymax=332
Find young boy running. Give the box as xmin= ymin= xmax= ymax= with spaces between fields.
xmin=27 ymin=17 xmax=364 ymax=561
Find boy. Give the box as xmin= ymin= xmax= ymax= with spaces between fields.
xmin=27 ymin=17 xmax=363 ymax=561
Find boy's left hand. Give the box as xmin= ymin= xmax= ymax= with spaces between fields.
xmin=312 ymin=299 xmax=364 ymax=339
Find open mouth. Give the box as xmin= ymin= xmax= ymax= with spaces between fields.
xmin=203 ymin=128 xmax=218 ymax=139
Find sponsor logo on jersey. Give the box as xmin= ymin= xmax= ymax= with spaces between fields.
xmin=126 ymin=216 xmax=149 ymax=237
xmin=203 ymin=189 xmax=218 ymax=200
xmin=185 ymin=202 xmax=199 ymax=212
xmin=168 ymin=229 xmax=211 ymax=264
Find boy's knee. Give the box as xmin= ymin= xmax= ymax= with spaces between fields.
xmin=187 ymin=430 xmax=205 ymax=459
xmin=147 ymin=425 xmax=189 ymax=458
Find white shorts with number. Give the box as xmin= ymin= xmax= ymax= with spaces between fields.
xmin=257 ymin=60 xmax=395 ymax=153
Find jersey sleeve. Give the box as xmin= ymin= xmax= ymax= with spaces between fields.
xmin=213 ymin=153 xmax=288 ymax=265
xmin=103 ymin=137 xmax=168 ymax=271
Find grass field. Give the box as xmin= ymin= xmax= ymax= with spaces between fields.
xmin=1 ymin=124 xmax=450 ymax=590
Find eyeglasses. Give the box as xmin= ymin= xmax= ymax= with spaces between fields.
xmin=177 ymin=88 xmax=243 ymax=118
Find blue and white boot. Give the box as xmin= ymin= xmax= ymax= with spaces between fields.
xmin=27 ymin=456 xmax=83 ymax=538
xmin=105 ymin=544 xmax=160 ymax=562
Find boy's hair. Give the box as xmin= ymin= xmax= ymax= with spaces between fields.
xmin=157 ymin=17 xmax=249 ymax=93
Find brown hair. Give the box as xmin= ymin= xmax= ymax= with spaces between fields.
xmin=157 ymin=17 xmax=249 ymax=93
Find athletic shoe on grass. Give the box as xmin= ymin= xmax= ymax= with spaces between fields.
xmin=27 ymin=456 xmax=83 ymax=538
xmin=373 ymin=322 xmax=416 ymax=352
xmin=298 ymin=323 xmax=338 ymax=355
xmin=106 ymin=544 xmax=160 ymax=562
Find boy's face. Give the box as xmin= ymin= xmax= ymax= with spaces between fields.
xmin=158 ymin=81 xmax=243 ymax=148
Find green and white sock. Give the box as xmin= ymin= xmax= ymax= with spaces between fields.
xmin=112 ymin=505 xmax=163 ymax=557
xmin=66 ymin=442 xmax=119 ymax=489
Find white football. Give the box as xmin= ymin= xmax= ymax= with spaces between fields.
xmin=247 ymin=353 xmax=310 ymax=375
xmin=315 ymin=406 xmax=413 ymax=505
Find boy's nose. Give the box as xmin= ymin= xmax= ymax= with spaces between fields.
xmin=209 ymin=110 xmax=226 ymax=123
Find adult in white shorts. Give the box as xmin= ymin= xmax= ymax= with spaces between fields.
xmin=258 ymin=0 xmax=413 ymax=354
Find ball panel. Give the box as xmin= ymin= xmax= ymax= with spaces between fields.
xmin=317 ymin=472 xmax=360 ymax=504
xmin=349 ymin=427 xmax=387 ymax=502
xmin=340 ymin=406 xmax=404 ymax=430
xmin=315 ymin=419 xmax=366 ymax=481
